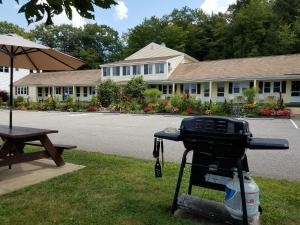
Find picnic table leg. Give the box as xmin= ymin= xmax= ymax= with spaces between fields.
xmin=0 ymin=140 xmax=17 ymax=169
xmin=39 ymin=135 xmax=65 ymax=167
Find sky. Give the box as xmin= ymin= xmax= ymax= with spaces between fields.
xmin=0 ymin=0 xmax=236 ymax=35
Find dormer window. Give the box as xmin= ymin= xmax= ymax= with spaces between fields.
xmin=144 ymin=64 xmax=153 ymax=75
xmin=155 ymin=63 xmax=165 ymax=74
xmin=112 ymin=66 xmax=120 ymax=76
xmin=103 ymin=67 xmax=111 ymax=77
xmin=123 ymin=66 xmax=130 ymax=76
xmin=132 ymin=65 xmax=141 ymax=75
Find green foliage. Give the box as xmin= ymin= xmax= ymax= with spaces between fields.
xmin=31 ymin=23 xmax=123 ymax=68
xmin=97 ymin=79 xmax=120 ymax=107
xmin=15 ymin=96 xmax=25 ymax=107
xmin=124 ymin=76 xmax=146 ymax=103
xmin=243 ymin=88 xmax=258 ymax=104
xmin=144 ymin=89 xmax=161 ymax=103
xmin=90 ymin=96 xmax=100 ymax=107
xmin=2 ymin=0 xmax=117 ymax=25
xmin=0 ymin=21 xmax=32 ymax=39
xmin=0 ymin=90 xmax=9 ymax=102
xmin=170 ymin=94 xmax=182 ymax=108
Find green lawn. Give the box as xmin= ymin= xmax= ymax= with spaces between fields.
xmin=0 ymin=148 xmax=299 ymax=225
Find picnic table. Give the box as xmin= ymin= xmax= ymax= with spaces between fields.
xmin=0 ymin=125 xmax=75 ymax=168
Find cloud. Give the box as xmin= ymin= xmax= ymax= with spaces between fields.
xmin=52 ymin=7 xmax=86 ymax=28
xmin=114 ymin=1 xmax=128 ymax=20
xmin=200 ymin=0 xmax=236 ymax=14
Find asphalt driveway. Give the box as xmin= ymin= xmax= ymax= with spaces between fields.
xmin=0 ymin=110 xmax=299 ymax=181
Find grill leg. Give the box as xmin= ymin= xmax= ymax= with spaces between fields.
xmin=237 ymin=159 xmax=248 ymax=225
xmin=172 ymin=149 xmax=190 ymax=214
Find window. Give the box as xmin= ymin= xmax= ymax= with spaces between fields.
xmin=250 ymin=81 xmax=254 ymax=88
xmin=15 ymin=68 xmax=19 ymax=71
xmin=233 ymin=82 xmax=240 ymax=94
xmin=103 ymin=67 xmax=111 ymax=76
xmin=4 ymin=67 xmax=9 ymax=73
xmin=132 ymin=65 xmax=141 ymax=75
xmin=183 ymin=84 xmax=190 ymax=94
xmin=45 ymin=87 xmax=49 ymax=96
xmin=217 ymin=83 xmax=225 ymax=97
xmin=264 ymin=82 xmax=271 ymax=93
xmin=191 ymin=84 xmax=197 ymax=94
xmin=89 ymin=87 xmax=95 ymax=95
xmin=291 ymin=81 xmax=300 ymax=97
xmin=155 ymin=63 xmax=165 ymax=74
xmin=258 ymin=81 xmax=263 ymax=93
xmin=273 ymin=82 xmax=281 ymax=93
xmin=55 ymin=87 xmax=61 ymax=95
xmin=162 ymin=85 xmax=168 ymax=94
xmin=83 ymin=87 xmax=88 ymax=97
xmin=204 ymin=83 xmax=210 ymax=97
xmin=168 ymin=62 xmax=172 ymax=72
xmin=169 ymin=85 xmax=173 ymax=94
xmin=144 ymin=64 xmax=153 ymax=75
xmin=197 ymin=83 xmax=201 ymax=94
xmin=0 ymin=67 xmax=3 ymax=72
xmin=228 ymin=82 xmax=233 ymax=94
xmin=38 ymin=87 xmax=42 ymax=97
xmin=123 ymin=66 xmax=130 ymax=76
xmin=112 ymin=66 xmax=120 ymax=76
xmin=282 ymin=81 xmax=286 ymax=93
xmin=76 ymin=87 xmax=80 ymax=97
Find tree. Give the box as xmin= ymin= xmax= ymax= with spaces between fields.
xmin=0 ymin=0 xmax=117 ymax=25
xmin=31 ymin=23 xmax=123 ymax=68
xmin=0 ymin=21 xmax=31 ymax=39
xmin=97 ymin=79 xmax=120 ymax=107
xmin=124 ymin=76 xmax=146 ymax=103
xmin=123 ymin=16 xmax=188 ymax=57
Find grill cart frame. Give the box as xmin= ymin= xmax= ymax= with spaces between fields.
xmin=153 ymin=116 xmax=289 ymax=225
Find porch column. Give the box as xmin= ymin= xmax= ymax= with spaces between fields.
xmin=72 ymin=85 xmax=76 ymax=102
xmin=209 ymin=81 xmax=213 ymax=102
xmin=52 ymin=86 xmax=55 ymax=98
xmin=253 ymin=79 xmax=257 ymax=88
xmin=172 ymin=83 xmax=175 ymax=95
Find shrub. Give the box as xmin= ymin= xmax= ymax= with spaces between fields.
xmin=170 ymin=94 xmax=182 ymax=108
xmin=124 ymin=76 xmax=146 ymax=103
xmin=171 ymin=107 xmax=179 ymax=113
xmin=97 ymin=79 xmax=120 ymax=107
xmin=37 ymin=101 xmax=47 ymax=111
xmin=0 ymin=90 xmax=9 ymax=102
xmin=27 ymin=101 xmax=38 ymax=110
xmin=275 ymin=109 xmax=291 ymax=118
xmin=63 ymin=96 xmax=74 ymax=111
xmin=259 ymin=107 xmax=273 ymax=116
xmin=144 ymin=89 xmax=161 ymax=103
xmin=243 ymin=88 xmax=258 ymax=104
xmin=90 ymin=96 xmax=100 ymax=107
xmin=178 ymin=94 xmax=196 ymax=112
xmin=184 ymin=107 xmax=193 ymax=114
xmin=15 ymin=96 xmax=25 ymax=107
xmin=242 ymin=103 xmax=259 ymax=116
xmin=157 ymin=99 xmax=169 ymax=112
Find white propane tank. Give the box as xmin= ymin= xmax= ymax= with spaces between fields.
xmin=224 ymin=172 xmax=260 ymax=220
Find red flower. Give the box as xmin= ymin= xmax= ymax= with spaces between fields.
xmin=160 ymin=99 xmax=169 ymax=106
xmin=171 ymin=107 xmax=179 ymax=113
xmin=259 ymin=108 xmax=273 ymax=116
xmin=276 ymin=109 xmax=290 ymax=117
xmin=184 ymin=107 xmax=193 ymax=114
xmin=87 ymin=106 xmax=98 ymax=112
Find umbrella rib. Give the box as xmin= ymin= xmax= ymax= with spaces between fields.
xmin=39 ymin=49 xmax=76 ymax=70
xmin=21 ymin=47 xmax=39 ymax=71
xmin=13 ymin=46 xmax=20 ymax=54
xmin=16 ymin=48 xmax=40 ymax=56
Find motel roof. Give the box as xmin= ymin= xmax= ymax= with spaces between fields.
xmin=169 ymin=54 xmax=300 ymax=81
xmin=14 ymin=69 xmax=101 ymax=86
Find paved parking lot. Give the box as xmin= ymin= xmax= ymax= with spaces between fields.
xmin=0 ymin=110 xmax=299 ymax=181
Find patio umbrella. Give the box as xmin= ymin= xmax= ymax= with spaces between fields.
xmin=0 ymin=33 xmax=84 ymax=128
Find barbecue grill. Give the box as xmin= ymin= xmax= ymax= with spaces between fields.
xmin=153 ymin=116 xmax=289 ymax=225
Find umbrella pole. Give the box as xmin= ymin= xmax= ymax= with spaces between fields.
xmin=9 ymin=55 xmax=13 ymax=129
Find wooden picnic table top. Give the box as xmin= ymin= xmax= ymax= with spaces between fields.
xmin=0 ymin=125 xmax=58 ymax=139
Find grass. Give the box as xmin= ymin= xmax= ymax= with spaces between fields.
xmin=0 ymin=148 xmax=299 ymax=225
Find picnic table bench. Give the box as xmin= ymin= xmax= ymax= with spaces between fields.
xmin=0 ymin=125 xmax=76 ymax=168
